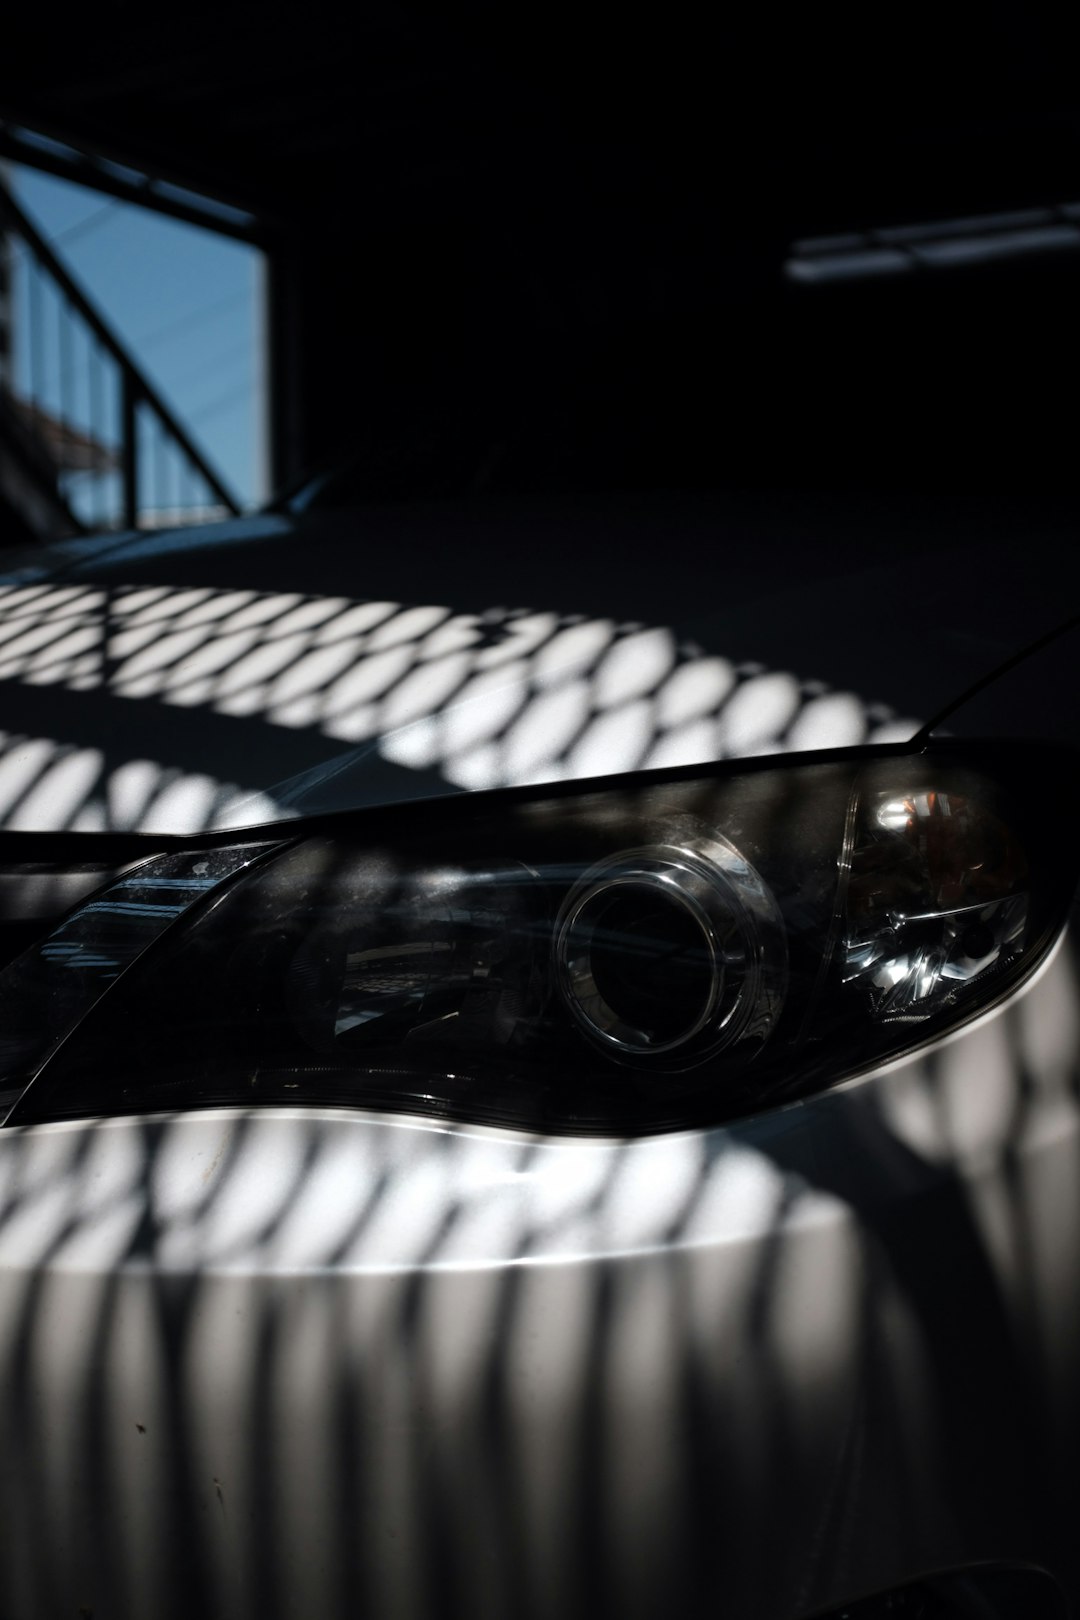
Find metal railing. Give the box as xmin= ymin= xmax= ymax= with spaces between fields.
xmin=0 ymin=174 xmax=241 ymax=538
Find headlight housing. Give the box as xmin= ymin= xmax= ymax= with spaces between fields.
xmin=1 ymin=741 xmax=1071 ymax=1135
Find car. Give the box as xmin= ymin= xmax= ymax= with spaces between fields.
xmin=0 ymin=469 xmax=1077 ymax=1620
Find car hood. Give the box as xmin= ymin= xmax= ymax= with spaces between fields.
xmin=0 ymin=492 xmax=1072 ymax=834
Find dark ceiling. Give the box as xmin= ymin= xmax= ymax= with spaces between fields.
xmin=2 ymin=3 xmax=1079 ymax=244
xmin=4 ymin=3 xmax=1080 ymax=497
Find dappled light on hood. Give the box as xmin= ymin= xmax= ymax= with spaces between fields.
xmin=0 ymin=580 xmax=917 ymax=833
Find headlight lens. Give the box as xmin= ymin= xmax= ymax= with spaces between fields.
xmin=0 ymin=842 xmax=275 ymax=1115
xmin=1 ymin=743 xmax=1070 ymax=1134
xmin=843 ymin=785 xmax=1030 ymax=1019
xmin=553 ymin=836 xmax=786 ymax=1065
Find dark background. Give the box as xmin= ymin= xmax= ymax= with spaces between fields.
xmin=2 ymin=1 xmax=1079 ymax=502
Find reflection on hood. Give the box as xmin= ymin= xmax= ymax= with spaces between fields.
xmin=0 ymin=578 xmax=916 ymax=834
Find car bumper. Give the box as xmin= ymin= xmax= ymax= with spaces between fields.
xmin=1 ymin=924 xmax=1078 ymax=1620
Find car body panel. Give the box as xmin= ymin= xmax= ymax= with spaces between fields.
xmin=1 ymin=492 xmax=1076 ymax=834
xmin=2 ymin=494 xmax=1078 ymax=1617
xmin=1 ymin=921 xmax=1078 ymax=1620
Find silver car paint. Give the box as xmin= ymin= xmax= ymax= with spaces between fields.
xmin=1 ymin=921 xmax=1077 ymax=1620
xmin=0 ymin=571 xmax=916 ymax=834
xmin=0 ymin=495 xmax=1068 ymax=833
xmin=1 ymin=511 xmax=1076 ymax=1616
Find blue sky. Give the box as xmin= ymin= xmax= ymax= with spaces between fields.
xmin=9 ymin=163 xmax=265 ymax=509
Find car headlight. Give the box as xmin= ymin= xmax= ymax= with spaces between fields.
xmin=0 ymin=742 xmax=1070 ymax=1134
